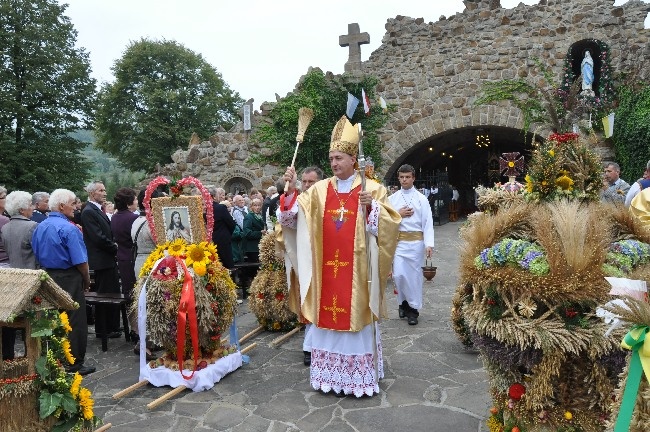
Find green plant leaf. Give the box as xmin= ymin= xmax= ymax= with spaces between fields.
xmin=35 ymin=356 xmax=49 ymax=378
xmin=39 ymin=391 xmax=63 ymax=418
xmin=52 ymin=417 xmax=79 ymax=432
xmin=61 ymin=393 xmax=78 ymax=414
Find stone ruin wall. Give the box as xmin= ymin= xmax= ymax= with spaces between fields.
xmin=162 ymin=103 xmax=280 ymax=190
xmin=366 ymin=0 xmax=650 ymax=173
xmin=162 ymin=0 xmax=650 ymax=187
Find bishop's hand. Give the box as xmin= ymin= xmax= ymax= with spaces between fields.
xmin=283 ymin=166 xmax=297 ymax=194
xmin=359 ymin=190 xmax=373 ymax=206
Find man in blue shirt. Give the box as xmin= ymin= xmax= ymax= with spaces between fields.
xmin=32 ymin=189 xmax=95 ymax=376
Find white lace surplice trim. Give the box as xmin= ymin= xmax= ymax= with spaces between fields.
xmin=310 ymin=341 xmax=384 ymax=397
xmin=366 ymin=200 xmax=380 ymax=236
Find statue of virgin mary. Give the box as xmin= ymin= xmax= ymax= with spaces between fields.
xmin=581 ymin=50 xmax=595 ymax=96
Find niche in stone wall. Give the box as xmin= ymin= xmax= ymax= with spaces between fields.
xmin=224 ymin=177 xmax=253 ymax=196
xmin=569 ymin=39 xmax=603 ymax=96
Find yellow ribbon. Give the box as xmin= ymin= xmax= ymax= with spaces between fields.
xmin=621 ymin=326 xmax=650 ymax=380
xmin=615 ymin=325 xmax=650 ymax=432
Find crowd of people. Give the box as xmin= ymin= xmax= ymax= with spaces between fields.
xmin=0 ymin=181 xmax=275 ymax=374
xmin=1 ymin=128 xmax=648 ymax=397
xmin=0 ymin=114 xmax=439 ymax=398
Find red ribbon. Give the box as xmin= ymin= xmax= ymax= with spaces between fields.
xmin=280 ymin=191 xmax=298 ymax=211
xmin=175 ymin=257 xmax=200 ymax=379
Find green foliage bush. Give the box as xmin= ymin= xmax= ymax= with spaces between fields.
xmin=250 ymin=69 xmax=391 ymax=176
xmin=612 ymin=85 xmax=650 ymax=183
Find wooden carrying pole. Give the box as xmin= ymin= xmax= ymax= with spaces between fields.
xmin=240 ymin=342 xmax=257 ymax=354
xmin=285 ymin=107 xmax=314 ymax=193
xmin=147 ymin=385 xmax=188 ymax=410
xmin=238 ymin=325 xmax=264 ymax=344
xmin=269 ymin=325 xmax=301 ymax=347
xmin=94 ymin=423 xmax=113 ymax=432
xmin=113 ymin=379 xmax=149 ymax=399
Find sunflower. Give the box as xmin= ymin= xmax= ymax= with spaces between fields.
xmin=193 ymin=260 xmax=207 ymax=277
xmin=186 ymin=242 xmax=212 ymax=276
xmin=204 ymin=242 xmax=218 ymax=259
xmin=78 ymin=387 xmax=95 ymax=420
xmin=70 ymin=372 xmax=82 ymax=398
xmin=60 ymin=312 xmax=72 ymax=333
xmin=62 ymin=338 xmax=75 ymax=365
xmin=555 ymin=170 xmax=574 ymax=191
xmin=186 ymin=242 xmax=211 ymax=265
xmin=525 ymin=174 xmax=534 ymax=193
xmin=167 ymin=238 xmax=187 ymax=257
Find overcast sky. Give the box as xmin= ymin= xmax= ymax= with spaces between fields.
xmin=59 ymin=0 xmax=646 ymax=109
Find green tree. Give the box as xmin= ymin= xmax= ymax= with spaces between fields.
xmin=612 ymin=84 xmax=650 ymax=183
xmin=251 ymin=69 xmax=390 ymax=176
xmin=95 ymin=39 xmax=243 ymax=173
xmin=0 ymin=0 xmax=96 ymax=191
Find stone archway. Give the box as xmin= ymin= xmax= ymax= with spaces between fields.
xmin=223 ymin=177 xmax=253 ymax=196
xmin=383 ymin=118 xmax=541 ymax=213
xmin=219 ymin=167 xmax=259 ymax=195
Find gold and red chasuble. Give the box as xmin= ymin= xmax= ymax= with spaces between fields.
xmin=318 ymin=183 xmax=360 ymax=330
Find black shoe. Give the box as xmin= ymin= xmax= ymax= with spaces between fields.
xmin=303 ymin=351 xmax=311 ymax=366
xmin=134 ymin=345 xmax=156 ymax=361
xmin=77 ymin=365 xmax=96 ymax=376
xmin=129 ymin=331 xmax=139 ymax=343
xmin=147 ymin=341 xmax=163 ymax=352
xmin=96 ymin=331 xmax=121 ymax=339
xmin=334 ymin=390 xmax=347 ymax=398
xmin=399 ymin=300 xmax=408 ymax=319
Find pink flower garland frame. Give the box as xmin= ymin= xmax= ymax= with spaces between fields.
xmin=143 ymin=176 xmax=214 ymax=243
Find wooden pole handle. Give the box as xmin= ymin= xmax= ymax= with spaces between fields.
xmin=239 ymin=325 xmax=264 ymax=344
xmin=147 ymin=385 xmax=188 ymax=410
xmin=285 ymin=141 xmax=300 ymax=194
xmin=113 ymin=380 xmax=149 ymax=399
xmin=269 ymin=325 xmax=301 ymax=347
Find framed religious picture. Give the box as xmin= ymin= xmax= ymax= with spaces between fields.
xmin=151 ymin=196 xmax=207 ymax=245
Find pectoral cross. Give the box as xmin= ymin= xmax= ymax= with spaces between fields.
xmin=338 ymin=205 xmax=346 ymax=221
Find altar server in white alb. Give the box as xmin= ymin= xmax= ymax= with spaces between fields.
xmin=389 ymin=164 xmax=435 ymax=326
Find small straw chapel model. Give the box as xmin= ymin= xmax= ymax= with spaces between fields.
xmin=0 ymin=268 xmax=101 ymax=431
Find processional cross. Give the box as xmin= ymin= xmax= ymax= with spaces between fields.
xmin=499 ymin=152 xmax=525 ymax=182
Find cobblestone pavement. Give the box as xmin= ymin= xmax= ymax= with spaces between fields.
xmin=83 ymin=220 xmax=490 ymax=432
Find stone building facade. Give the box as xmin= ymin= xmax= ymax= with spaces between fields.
xmin=162 ymin=0 xmax=650 ymax=196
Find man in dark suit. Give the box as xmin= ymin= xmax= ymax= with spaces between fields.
xmin=30 ymin=191 xmax=50 ymax=223
xmin=80 ymin=181 xmax=121 ymax=338
xmin=209 ymin=187 xmax=236 ymax=269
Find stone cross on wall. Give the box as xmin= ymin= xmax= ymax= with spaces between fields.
xmin=339 ymin=23 xmax=369 ymax=72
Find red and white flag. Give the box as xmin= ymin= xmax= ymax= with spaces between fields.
xmin=362 ymin=88 xmax=371 ymax=116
